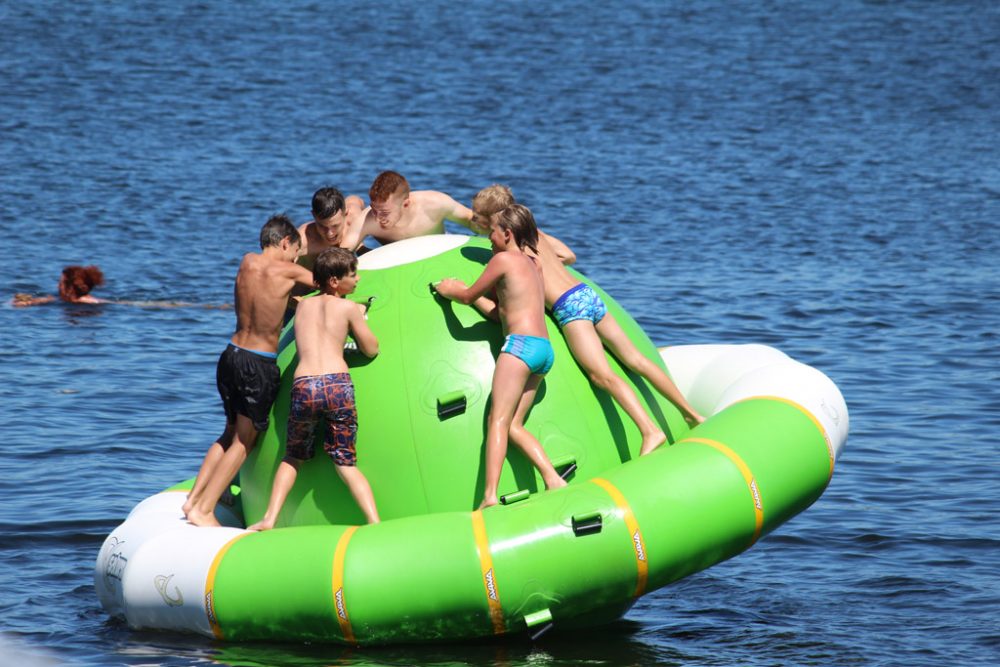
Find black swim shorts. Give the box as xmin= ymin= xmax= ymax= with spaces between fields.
xmin=215 ymin=343 xmax=281 ymax=434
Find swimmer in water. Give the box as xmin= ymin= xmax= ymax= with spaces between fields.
xmin=12 ymin=265 xmax=230 ymax=309
xmin=13 ymin=265 xmax=106 ymax=307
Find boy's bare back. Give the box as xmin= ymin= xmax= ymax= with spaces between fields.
xmin=292 ymin=295 xmax=361 ymax=377
xmin=531 ymin=231 xmax=580 ymax=306
xmin=232 ymin=252 xmax=312 ymax=354
xmin=489 ymin=251 xmax=548 ymax=338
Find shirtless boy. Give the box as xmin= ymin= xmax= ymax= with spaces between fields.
xmin=296 ymin=187 xmax=366 ymax=271
xmin=434 ymin=204 xmax=566 ymax=508
xmin=184 ymin=215 xmax=316 ymax=527
xmin=342 ymin=171 xmax=485 ymax=250
xmin=249 ymin=248 xmax=380 ymax=530
xmin=472 ymin=185 xmax=704 ymax=456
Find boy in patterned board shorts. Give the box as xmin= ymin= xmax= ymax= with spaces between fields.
xmin=472 ymin=186 xmax=705 ymax=456
xmin=434 ymin=204 xmax=567 ymax=509
xmin=185 ymin=215 xmax=317 ymax=527
xmin=249 ymin=248 xmax=380 ymax=530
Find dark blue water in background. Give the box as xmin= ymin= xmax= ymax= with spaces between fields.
xmin=1 ymin=1 xmax=998 ymax=665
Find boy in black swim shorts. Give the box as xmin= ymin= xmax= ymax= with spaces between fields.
xmin=249 ymin=248 xmax=380 ymax=530
xmin=184 ymin=215 xmax=316 ymax=527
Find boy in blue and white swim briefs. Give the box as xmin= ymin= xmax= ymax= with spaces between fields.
xmin=501 ymin=334 xmax=555 ymax=375
xmin=551 ymin=283 xmax=608 ymax=329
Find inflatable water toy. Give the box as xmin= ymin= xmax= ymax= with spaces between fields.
xmin=95 ymin=235 xmax=848 ymax=644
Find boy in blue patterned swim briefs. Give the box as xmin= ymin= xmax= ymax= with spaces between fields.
xmin=471 ymin=186 xmax=705 ymax=456
xmin=435 ymin=204 xmax=567 ymax=509
xmin=249 ymin=248 xmax=380 ymax=530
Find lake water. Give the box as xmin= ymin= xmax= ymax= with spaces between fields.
xmin=1 ymin=1 xmax=998 ymax=665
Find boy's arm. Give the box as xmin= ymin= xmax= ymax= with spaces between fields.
xmin=286 ymin=262 xmax=317 ymax=289
xmin=470 ymin=294 xmax=500 ymax=321
xmin=433 ymin=192 xmax=484 ymax=235
xmin=540 ymin=230 xmax=576 ymax=265
xmin=340 ymin=209 xmax=370 ymax=251
xmin=435 ymin=254 xmax=507 ymax=305
xmin=347 ymin=302 xmax=379 ymax=358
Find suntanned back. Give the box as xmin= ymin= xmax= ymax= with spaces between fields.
xmin=531 ymin=231 xmax=580 ymax=306
xmin=493 ymin=252 xmax=548 ymax=338
xmin=292 ymin=295 xmax=352 ymax=377
xmin=231 ymin=253 xmax=302 ymax=354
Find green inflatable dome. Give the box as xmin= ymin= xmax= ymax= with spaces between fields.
xmin=96 ymin=233 xmax=845 ymax=644
xmin=241 ymin=234 xmax=690 ymax=526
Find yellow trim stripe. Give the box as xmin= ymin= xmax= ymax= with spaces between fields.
xmin=204 ymin=533 xmax=250 ymax=640
xmin=471 ymin=510 xmax=505 ymax=634
xmin=331 ymin=526 xmax=359 ymax=644
xmin=738 ymin=395 xmax=835 ymax=478
xmin=591 ymin=477 xmax=648 ymax=598
xmin=683 ymin=437 xmax=764 ymax=546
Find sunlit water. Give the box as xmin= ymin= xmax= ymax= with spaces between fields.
xmin=1 ymin=1 xmax=998 ymax=665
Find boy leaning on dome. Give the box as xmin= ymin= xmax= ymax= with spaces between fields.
xmin=249 ymin=247 xmax=380 ymax=530
xmin=433 ymin=204 xmax=567 ymax=509
xmin=471 ymin=185 xmax=704 ymax=456
xmin=341 ymin=170 xmax=486 ymax=251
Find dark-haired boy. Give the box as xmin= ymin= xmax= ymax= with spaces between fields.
xmin=296 ymin=187 xmax=366 ymax=271
xmin=249 ymin=248 xmax=380 ymax=530
xmin=184 ymin=215 xmax=316 ymax=527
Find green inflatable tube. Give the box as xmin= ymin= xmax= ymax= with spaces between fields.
xmin=94 ymin=235 xmax=847 ymax=644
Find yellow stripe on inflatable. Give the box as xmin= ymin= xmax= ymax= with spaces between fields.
xmin=591 ymin=477 xmax=648 ymax=598
xmin=331 ymin=526 xmax=358 ymax=644
xmin=204 ymin=533 xmax=249 ymax=640
xmin=682 ymin=437 xmax=764 ymax=546
xmin=738 ymin=395 xmax=835 ymax=478
xmin=471 ymin=510 xmax=504 ymax=634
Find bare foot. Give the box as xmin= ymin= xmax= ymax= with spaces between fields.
xmin=543 ymin=475 xmax=568 ymax=491
xmin=479 ymin=496 xmax=499 ymax=510
xmin=246 ymin=518 xmax=274 ymax=532
xmin=640 ymin=430 xmax=668 ymax=456
xmin=186 ymin=508 xmax=222 ymax=528
xmin=685 ymin=411 xmax=706 ymax=427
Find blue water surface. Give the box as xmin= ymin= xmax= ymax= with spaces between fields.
xmin=1 ymin=1 xmax=998 ymax=665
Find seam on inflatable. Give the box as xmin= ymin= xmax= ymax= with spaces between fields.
xmin=471 ymin=510 xmax=505 ymax=634
xmin=680 ymin=437 xmax=764 ymax=546
xmin=737 ymin=395 xmax=835 ymax=478
xmin=204 ymin=533 xmax=250 ymax=640
xmin=331 ymin=526 xmax=359 ymax=644
xmin=590 ymin=478 xmax=648 ymax=598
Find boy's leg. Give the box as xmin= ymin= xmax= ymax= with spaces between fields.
xmin=247 ymin=458 xmax=302 ymax=531
xmin=596 ymin=314 xmax=705 ymax=429
xmin=187 ymin=414 xmax=259 ymax=527
xmin=508 ymin=374 xmax=567 ymax=491
xmin=563 ymin=320 xmax=666 ymax=454
xmin=481 ymin=353 xmax=532 ymax=509
xmin=334 ymin=465 xmax=380 ymax=524
xmin=183 ymin=423 xmax=235 ymax=517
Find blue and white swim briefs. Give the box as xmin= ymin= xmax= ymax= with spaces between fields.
xmin=551 ymin=283 xmax=608 ymax=328
xmin=501 ymin=334 xmax=554 ymax=375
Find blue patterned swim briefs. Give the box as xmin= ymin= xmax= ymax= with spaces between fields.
xmin=551 ymin=283 xmax=608 ymax=328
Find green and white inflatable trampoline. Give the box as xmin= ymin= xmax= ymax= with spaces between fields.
xmin=95 ymin=235 xmax=848 ymax=644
